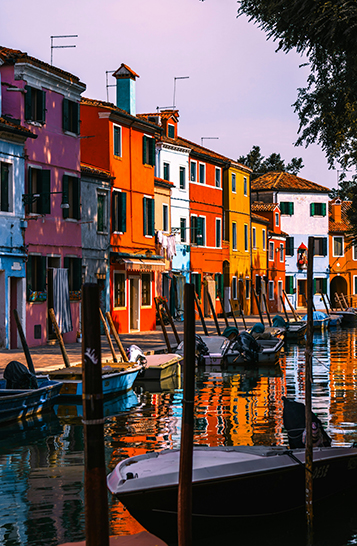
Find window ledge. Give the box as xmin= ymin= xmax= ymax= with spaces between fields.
xmin=26 ymin=120 xmax=45 ymax=127
xmin=63 ymin=130 xmax=80 ymax=138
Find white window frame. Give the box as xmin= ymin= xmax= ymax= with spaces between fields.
xmin=190 ymin=160 xmax=197 ymax=182
xmin=163 ymin=161 xmax=170 ymax=181
xmin=141 ymin=272 xmax=152 ymax=308
xmin=180 ymin=217 xmax=187 ymax=243
xmin=215 ymin=167 xmax=221 ymax=188
xmin=275 ymin=212 xmax=279 ymax=227
xmin=269 ymin=241 xmax=274 ymax=261
xmin=162 ymin=203 xmax=169 ymax=233
xmin=0 ymin=160 xmax=13 ymax=214
xmin=333 ymin=236 xmax=344 ymax=257
xmin=232 ymin=222 xmax=237 ymax=251
xmin=279 ymin=243 xmax=284 ymax=262
xmin=232 ymin=172 xmax=236 ymax=193
xmin=215 ymin=217 xmax=222 ymax=248
xmin=243 ymin=176 xmax=248 ymax=196
xmin=179 ymin=165 xmax=186 ymax=190
xmin=232 ymin=276 xmax=238 ymax=300
xmin=113 ymin=271 xmax=126 ymax=308
xmin=199 ymin=162 xmax=206 ymax=184
xmin=96 ymin=190 xmax=108 ymax=234
xmin=262 ymin=229 xmax=266 ymax=251
xmin=113 ymin=123 xmax=122 ymax=157
xmin=269 ymin=280 xmax=274 ymax=300
xmin=168 ymin=123 xmax=175 ymax=138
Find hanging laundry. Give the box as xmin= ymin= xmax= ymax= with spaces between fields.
xmin=167 ymin=235 xmax=177 ymax=260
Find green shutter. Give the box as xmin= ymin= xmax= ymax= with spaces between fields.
xmin=313 ymin=278 xmax=316 ymax=294
xmin=150 ymin=138 xmax=155 ymax=166
xmin=322 ymin=203 xmax=326 ymax=217
xmin=112 ymin=191 xmax=118 ymax=232
xmin=39 ymin=256 xmax=47 ymax=292
xmin=310 ymin=203 xmax=315 ymax=216
xmin=143 ymin=197 xmax=147 ymax=235
xmin=114 ymin=126 xmax=120 ymax=156
xmin=74 ymin=177 xmax=80 ymax=220
xmin=25 ymin=86 xmax=32 ymax=121
xmin=64 ymin=256 xmax=69 ymax=270
xmin=62 ymin=175 xmax=69 ymax=219
xmin=197 ymin=217 xmax=204 ymax=246
xmin=322 ymin=237 xmax=327 ymax=256
xmin=142 ymin=136 xmax=147 ymax=164
xmin=38 ymin=90 xmax=46 ymax=123
xmin=1 ymin=163 xmax=9 ymax=212
xmin=73 ymin=258 xmax=82 ymax=291
xmin=40 ymin=170 xmax=51 ymax=214
xmin=286 ymin=276 xmax=293 ymax=295
xmin=147 ymin=198 xmax=155 ymax=236
xmin=322 ymin=278 xmax=327 ymax=294
xmin=27 ymin=167 xmax=33 ymax=213
xmin=62 ymin=98 xmax=69 ymax=132
xmin=120 ymin=192 xmax=126 ymax=233
xmin=289 ymin=202 xmax=294 ymax=215
xmin=26 ymin=255 xmax=33 ymax=299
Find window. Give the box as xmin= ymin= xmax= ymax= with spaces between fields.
xmin=286 ymin=237 xmax=294 ymax=256
xmin=64 ymin=256 xmax=82 ymax=291
xmin=179 ymin=166 xmax=186 ymax=190
xmin=262 ymin=229 xmax=266 ymax=251
xmin=27 ymin=167 xmax=51 ymax=214
xmin=62 ymin=99 xmax=80 ymax=134
xmin=143 ymin=197 xmax=155 ymax=236
xmin=313 ymin=237 xmax=327 ymax=256
xmin=163 ymin=162 xmax=170 ymax=181
xmin=232 ymin=276 xmax=237 ymax=300
xmin=216 ymin=218 xmax=221 ymax=248
xmin=215 ymin=273 xmax=224 ymax=299
xmin=269 ymin=241 xmax=274 ymax=261
xmin=244 ymin=176 xmax=248 ymax=196
xmin=142 ymin=273 xmax=151 ymax=306
xmin=279 ymin=243 xmax=284 ymax=262
xmin=191 ymin=216 xmax=205 ymax=246
xmin=354 ymin=276 xmax=357 ymax=295
xmin=255 ymin=275 xmax=262 ymax=294
xmin=252 ymin=227 xmax=256 ymax=249
xmin=244 ymin=224 xmax=248 ymax=252
xmin=232 ymin=222 xmax=237 ymax=251
xmin=310 ymin=202 xmax=326 ymax=217
xmin=114 ymin=272 xmax=126 ymax=307
xmin=190 ymin=161 xmax=197 ymax=182
xmin=168 ymin=124 xmax=175 ymax=138
xmin=1 ymin=162 xmax=11 ymax=212
xmin=142 ymin=136 xmax=155 ymax=166
xmin=25 ymin=86 xmax=46 ymax=123
xmin=112 ymin=190 xmax=126 ymax=233
xmin=353 ymin=244 xmax=357 ymax=261
xmin=232 ymin=173 xmax=236 ymax=193
xmin=180 ymin=218 xmax=187 ymax=243
xmin=245 ymin=279 xmax=250 ymax=299
xmin=215 ymin=167 xmax=221 ymax=188
xmin=97 ymin=192 xmax=107 ymax=233
xmin=269 ymin=281 xmax=274 ymax=300
xmin=199 ymin=163 xmax=205 ymax=184
xmin=62 ymin=175 xmax=80 ymax=219
xmin=26 ymin=255 xmax=46 ymax=300
xmin=314 ymin=277 xmax=327 ymax=294
xmin=191 ymin=272 xmax=201 ymax=299
xmin=280 ymin=202 xmax=294 ymax=215
xmin=113 ymin=125 xmax=122 ymax=157
xmin=285 ymin=276 xmax=294 ymax=295
xmin=275 ymin=212 xmax=279 ymax=227
xmin=163 ymin=203 xmax=169 ymax=232
xmin=333 ymin=236 xmax=344 ymax=257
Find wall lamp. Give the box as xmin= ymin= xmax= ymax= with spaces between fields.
xmin=22 ymin=191 xmax=70 ymax=209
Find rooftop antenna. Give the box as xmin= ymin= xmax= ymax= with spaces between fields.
xmin=106 ymin=71 xmax=116 ymax=102
xmin=173 ymin=76 xmax=189 ymax=109
xmin=201 ymin=137 xmax=219 ymax=146
xmin=50 ymin=35 xmax=78 ymax=66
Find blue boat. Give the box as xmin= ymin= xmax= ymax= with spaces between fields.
xmin=302 ymin=311 xmax=330 ymax=330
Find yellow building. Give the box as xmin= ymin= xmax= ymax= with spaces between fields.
xmin=223 ymin=161 xmax=252 ymax=315
xmin=251 ymin=213 xmax=269 ymax=315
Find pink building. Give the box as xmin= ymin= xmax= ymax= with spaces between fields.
xmin=0 ymin=47 xmax=86 ymax=346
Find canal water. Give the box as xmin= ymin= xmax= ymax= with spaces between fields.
xmin=1 ymin=326 xmax=357 ymax=546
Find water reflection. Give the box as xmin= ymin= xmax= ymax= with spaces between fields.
xmin=1 ymin=328 xmax=357 ymax=545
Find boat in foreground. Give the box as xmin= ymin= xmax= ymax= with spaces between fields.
xmin=107 ymin=444 xmax=357 ymax=535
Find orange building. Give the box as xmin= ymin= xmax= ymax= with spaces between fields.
xmin=80 ymin=64 xmax=165 ymax=333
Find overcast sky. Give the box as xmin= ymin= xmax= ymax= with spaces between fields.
xmin=2 ymin=0 xmax=341 ymax=189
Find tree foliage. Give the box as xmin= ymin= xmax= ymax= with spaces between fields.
xmin=238 ymin=145 xmax=304 ymax=179
xmin=237 ymin=0 xmax=357 ymax=171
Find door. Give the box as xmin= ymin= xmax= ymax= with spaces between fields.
xmin=298 ymin=280 xmax=307 ymax=307
xmin=10 ymin=277 xmax=18 ymax=349
xmin=129 ymin=277 xmax=140 ymax=331
xmin=47 ymin=257 xmax=61 ymax=340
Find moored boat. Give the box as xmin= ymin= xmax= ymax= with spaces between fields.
xmin=302 ymin=311 xmax=330 ymax=330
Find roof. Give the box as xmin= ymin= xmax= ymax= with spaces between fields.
xmin=112 ymin=64 xmax=140 ymax=80
xmin=139 ymin=110 xmax=180 ymax=122
xmin=0 ymin=116 xmax=37 ymax=138
xmin=251 ymin=171 xmax=330 ymax=193
xmin=81 ymin=97 xmax=162 ymax=130
xmin=329 ymin=198 xmax=352 ymax=233
xmin=0 ymin=46 xmax=85 ymax=87
xmin=251 ymin=201 xmax=279 ymax=212
xmin=154 ymin=176 xmax=174 ymax=189
xmin=251 ymin=212 xmax=269 ymax=224
xmin=81 ymin=163 xmax=113 ymax=180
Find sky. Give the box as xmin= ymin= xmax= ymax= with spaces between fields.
xmin=1 ymin=0 xmax=341 ymax=189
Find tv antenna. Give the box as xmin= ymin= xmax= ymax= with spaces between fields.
xmin=50 ymin=35 xmax=78 ymax=65
xmin=201 ymin=137 xmax=219 ymax=146
xmin=173 ymin=76 xmax=189 ymax=109
xmin=106 ymin=71 xmax=116 ymax=102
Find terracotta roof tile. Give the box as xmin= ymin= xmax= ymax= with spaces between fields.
xmin=112 ymin=64 xmax=139 ymax=79
xmin=251 ymin=212 xmax=269 ymax=224
xmin=251 ymin=201 xmax=279 ymax=212
xmin=329 ymin=199 xmax=352 ymax=233
xmin=154 ymin=176 xmax=174 ymax=188
xmin=0 ymin=116 xmax=36 ymax=137
xmin=139 ymin=110 xmax=179 ymax=122
xmin=81 ymin=163 xmax=113 ymax=179
xmin=81 ymin=97 xmax=161 ymax=129
xmin=251 ymin=171 xmax=330 ymax=193
xmin=0 ymin=46 xmax=85 ymax=87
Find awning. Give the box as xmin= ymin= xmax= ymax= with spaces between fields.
xmin=122 ymin=258 xmax=166 ymax=272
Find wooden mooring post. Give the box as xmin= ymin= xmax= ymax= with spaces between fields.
xmin=48 ymin=308 xmax=71 ymax=368
xmin=194 ymin=290 xmax=209 ymax=336
xmin=207 ymin=290 xmax=221 ymax=335
xmin=99 ymin=308 xmax=118 ymax=363
xmin=178 ymin=283 xmax=195 ymax=546
xmin=13 ymin=309 xmax=38 ymax=386
xmin=305 ymin=237 xmax=314 ymax=540
xmin=82 ymin=284 xmax=109 ymax=546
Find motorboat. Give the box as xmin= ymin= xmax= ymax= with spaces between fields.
xmin=302 ymin=311 xmax=330 ymax=330
xmin=223 ymin=331 xmax=284 ymax=366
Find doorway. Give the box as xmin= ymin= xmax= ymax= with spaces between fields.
xmin=129 ymin=277 xmax=140 ymax=331
xmin=298 ymin=279 xmax=307 ymax=307
xmin=47 ymin=257 xmax=61 ymax=341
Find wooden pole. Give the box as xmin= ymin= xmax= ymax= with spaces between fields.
xmin=194 ymin=290 xmax=209 ymax=336
xmin=229 ymin=299 xmax=239 ymax=329
xmin=48 ymin=308 xmax=71 ymax=368
xmin=162 ymin=297 xmax=181 ymax=346
xmin=105 ymin=312 xmax=129 ymax=362
xmin=13 ymin=309 xmax=38 ymax=385
xmin=262 ymin=293 xmax=272 ymax=327
xmin=178 ymin=283 xmax=195 ymax=546
xmin=341 ymin=292 xmax=349 ymax=309
xmin=218 ymin=291 xmax=229 ymax=328
xmin=280 ymin=295 xmax=290 ymax=322
xmin=305 ymin=237 xmax=314 ymax=536
xmin=99 ymin=308 xmax=117 ymax=363
xmin=326 ymin=293 xmax=334 ymax=311
xmin=154 ymin=298 xmax=172 ymax=353
xmin=283 ymin=289 xmax=299 ymax=322
xmin=335 ymin=292 xmax=345 ymax=311
xmin=238 ymin=300 xmax=247 ymax=330
xmin=82 ymin=284 xmax=109 ymax=546
xmin=253 ymin=287 xmax=265 ymax=325
xmin=207 ymin=290 xmax=221 ymax=335
xmin=320 ymin=292 xmax=330 ymax=315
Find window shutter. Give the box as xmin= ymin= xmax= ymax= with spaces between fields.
xmin=40 ymin=170 xmax=51 ymax=214
xmin=286 ymin=276 xmax=293 ymax=295
xmin=74 ymin=178 xmax=80 ymax=220
xmin=322 ymin=278 xmax=327 ymax=294
xmin=27 ymin=167 xmax=33 ymax=213
xmin=142 ymin=136 xmax=147 ymax=164
xmin=38 ymin=90 xmax=46 ymax=124
xmin=280 ymin=202 xmax=286 ymax=214
xmin=64 ymin=256 xmax=69 ymax=270
xmin=148 ymin=198 xmax=155 ymax=236
xmin=322 ymin=203 xmax=326 ymax=217
xmin=76 ymin=101 xmax=80 ymax=135
xmin=313 ymin=279 xmax=316 ymax=294
xmin=25 ymin=86 xmax=32 ymax=121
xmin=310 ymin=203 xmax=315 ymax=216
xmin=197 ymin=217 xmax=203 ymax=246
xmin=120 ymin=192 xmax=127 ymax=233
xmin=62 ymin=98 xmax=69 ymax=132
xmin=26 ymin=255 xmax=33 ymax=299
xmin=73 ymin=258 xmax=82 ymax=291
xmin=143 ymin=197 xmax=147 ymax=235
xmin=39 ymin=256 xmax=47 ymax=292
xmin=114 ymin=126 xmax=120 ymax=156
xmin=62 ymin=175 xmax=69 ymax=219
xmin=150 ymin=138 xmax=155 ymax=166
xmin=112 ymin=191 xmax=118 ymax=232
xmin=322 ymin=237 xmax=327 ymax=256
xmin=1 ymin=163 xmax=9 ymax=212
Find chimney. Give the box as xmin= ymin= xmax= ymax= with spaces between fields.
xmin=331 ymin=199 xmax=342 ymax=223
xmin=112 ymin=64 xmax=139 ymax=116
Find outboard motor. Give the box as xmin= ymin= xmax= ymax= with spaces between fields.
xmin=126 ymin=345 xmax=147 ymax=366
xmin=272 ymin=315 xmax=286 ymax=328
xmin=282 ymin=396 xmax=332 ymax=449
xmin=195 ymin=334 xmax=209 ymax=366
xmin=3 ymin=361 xmax=38 ymax=390
xmin=234 ymin=331 xmax=261 ymax=362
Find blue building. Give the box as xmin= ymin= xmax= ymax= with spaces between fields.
xmin=0 ymin=113 xmax=36 ymax=348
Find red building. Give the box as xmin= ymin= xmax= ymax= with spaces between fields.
xmin=251 ymin=202 xmax=287 ymax=314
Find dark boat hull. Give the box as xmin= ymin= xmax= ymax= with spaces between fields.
xmin=0 ymin=380 xmax=62 ymax=424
